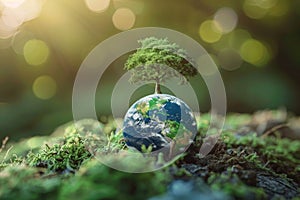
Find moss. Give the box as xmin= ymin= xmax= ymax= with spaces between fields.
xmin=0 ymin=166 xmax=61 ymax=200
xmin=26 ymin=133 xmax=92 ymax=173
xmin=0 ymin=120 xmax=167 ymax=200
xmin=0 ymin=161 xmax=166 ymax=200
xmin=60 ymin=160 xmax=167 ymax=200
xmin=0 ymin=112 xmax=299 ymax=199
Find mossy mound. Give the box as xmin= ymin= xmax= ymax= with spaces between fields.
xmin=0 ymin=111 xmax=299 ymax=200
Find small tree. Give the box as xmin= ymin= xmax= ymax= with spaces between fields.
xmin=124 ymin=37 xmax=197 ymax=94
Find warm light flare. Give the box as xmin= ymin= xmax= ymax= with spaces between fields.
xmin=1 ymin=0 xmax=25 ymax=8
xmin=0 ymin=0 xmax=45 ymax=49
xmin=13 ymin=0 xmax=45 ymax=22
xmin=2 ymin=8 xmax=24 ymax=28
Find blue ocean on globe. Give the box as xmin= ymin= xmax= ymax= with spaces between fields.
xmin=123 ymin=94 xmax=197 ymax=152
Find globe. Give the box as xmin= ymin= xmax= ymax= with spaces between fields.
xmin=123 ymin=94 xmax=197 ymax=153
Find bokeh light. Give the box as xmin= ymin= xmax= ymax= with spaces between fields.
xmin=218 ymin=48 xmax=243 ymax=71
xmin=23 ymin=39 xmax=49 ymax=66
xmin=199 ymin=20 xmax=222 ymax=43
xmin=0 ymin=0 xmax=45 ymax=49
xmin=214 ymin=7 xmax=238 ymax=34
xmin=243 ymin=0 xmax=268 ymax=19
xmin=85 ymin=0 xmax=110 ymax=13
xmin=243 ymin=0 xmax=288 ymax=19
xmin=112 ymin=8 xmax=135 ymax=31
xmin=268 ymin=0 xmax=289 ymax=17
xmin=240 ymin=39 xmax=269 ymax=66
xmin=14 ymin=0 xmax=45 ymax=22
xmin=0 ymin=0 xmax=300 ymax=145
xmin=32 ymin=75 xmax=57 ymax=100
xmin=12 ymin=30 xmax=35 ymax=54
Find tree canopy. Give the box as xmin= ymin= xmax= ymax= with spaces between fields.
xmin=124 ymin=37 xmax=197 ymax=87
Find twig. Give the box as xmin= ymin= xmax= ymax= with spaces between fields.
xmin=0 ymin=136 xmax=9 ymax=153
xmin=263 ymin=160 xmax=270 ymax=168
xmin=260 ymin=123 xmax=288 ymax=138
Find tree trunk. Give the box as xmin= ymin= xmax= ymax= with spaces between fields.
xmin=155 ymin=82 xmax=161 ymax=94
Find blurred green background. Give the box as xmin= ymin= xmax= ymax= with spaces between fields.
xmin=0 ymin=0 xmax=300 ymax=140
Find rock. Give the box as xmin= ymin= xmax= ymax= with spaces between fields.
xmin=149 ymin=180 xmax=231 ymax=200
xmin=257 ymin=173 xmax=299 ymax=199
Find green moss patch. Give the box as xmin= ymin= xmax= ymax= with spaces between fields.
xmin=0 ymin=111 xmax=299 ymax=199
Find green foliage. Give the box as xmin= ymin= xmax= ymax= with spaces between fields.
xmin=124 ymin=37 xmax=197 ymax=84
xmin=26 ymin=133 xmax=92 ymax=173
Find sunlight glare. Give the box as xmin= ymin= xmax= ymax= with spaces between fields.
xmin=14 ymin=0 xmax=45 ymax=22
xmin=0 ymin=0 xmax=44 ymax=44
xmin=1 ymin=0 xmax=25 ymax=8
xmin=2 ymin=8 xmax=24 ymax=28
